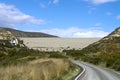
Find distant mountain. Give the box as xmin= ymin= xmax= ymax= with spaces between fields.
xmin=0 ymin=27 xmax=58 ymax=37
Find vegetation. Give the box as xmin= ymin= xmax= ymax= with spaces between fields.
xmin=0 ymin=37 xmax=79 ymax=80
xmin=63 ymin=27 xmax=120 ymax=71
xmin=3 ymin=27 xmax=120 ymax=79
xmin=0 ymin=59 xmax=77 ymax=80
xmin=0 ymin=46 xmax=78 ymax=80
xmin=65 ymin=43 xmax=120 ymax=70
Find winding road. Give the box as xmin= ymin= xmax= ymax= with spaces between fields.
xmin=73 ymin=61 xmax=120 ymax=80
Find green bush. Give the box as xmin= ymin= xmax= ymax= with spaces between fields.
xmin=49 ymin=52 xmax=67 ymax=58
xmin=0 ymin=52 xmax=6 ymax=57
xmin=63 ymin=49 xmax=84 ymax=57
xmin=112 ymin=59 xmax=120 ymax=71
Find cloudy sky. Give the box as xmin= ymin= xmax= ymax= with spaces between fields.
xmin=0 ymin=0 xmax=120 ymax=37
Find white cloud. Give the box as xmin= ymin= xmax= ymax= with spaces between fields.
xmin=40 ymin=3 xmax=46 ymax=8
xmin=53 ymin=0 xmax=59 ymax=4
xmin=85 ymin=0 xmax=117 ymax=5
xmin=40 ymin=27 xmax=109 ymax=38
xmin=106 ymin=12 xmax=112 ymax=16
xmin=39 ymin=0 xmax=59 ymax=8
xmin=0 ymin=3 xmax=45 ymax=27
xmin=116 ymin=15 xmax=120 ymax=19
xmin=88 ymin=7 xmax=96 ymax=14
xmin=73 ymin=30 xmax=108 ymax=37
xmin=94 ymin=23 xmax=102 ymax=27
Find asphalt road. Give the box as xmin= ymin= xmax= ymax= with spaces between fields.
xmin=73 ymin=61 xmax=120 ymax=80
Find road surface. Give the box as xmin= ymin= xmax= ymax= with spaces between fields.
xmin=73 ymin=61 xmax=120 ymax=80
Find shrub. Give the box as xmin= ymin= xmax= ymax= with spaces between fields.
xmin=49 ymin=52 xmax=67 ymax=58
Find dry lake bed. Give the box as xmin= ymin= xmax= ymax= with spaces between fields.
xmin=21 ymin=38 xmax=100 ymax=51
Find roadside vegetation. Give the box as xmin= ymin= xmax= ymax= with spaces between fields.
xmin=0 ymin=58 xmax=78 ymax=80
xmin=63 ymin=37 xmax=120 ymax=71
xmin=3 ymin=27 xmax=120 ymax=79
xmin=0 ymin=39 xmax=79 ymax=80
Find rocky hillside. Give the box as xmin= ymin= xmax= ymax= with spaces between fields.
xmin=0 ymin=27 xmax=58 ymax=37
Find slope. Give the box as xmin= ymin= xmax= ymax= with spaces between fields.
xmin=0 ymin=27 xmax=57 ymax=37
xmin=80 ymin=27 xmax=120 ymax=71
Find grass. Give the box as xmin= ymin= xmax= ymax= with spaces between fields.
xmin=0 ymin=39 xmax=82 ymax=80
xmin=0 ymin=58 xmax=78 ymax=80
xmin=63 ymin=63 xmax=80 ymax=80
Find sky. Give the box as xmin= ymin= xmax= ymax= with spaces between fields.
xmin=0 ymin=0 xmax=120 ymax=38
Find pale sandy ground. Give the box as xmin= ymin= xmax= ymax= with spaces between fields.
xmin=21 ymin=38 xmax=100 ymax=51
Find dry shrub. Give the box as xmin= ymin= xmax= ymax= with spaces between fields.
xmin=0 ymin=59 xmax=70 ymax=80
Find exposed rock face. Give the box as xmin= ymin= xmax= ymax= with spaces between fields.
xmin=108 ymin=27 xmax=120 ymax=37
xmin=98 ymin=27 xmax=120 ymax=42
xmin=0 ymin=29 xmax=25 ymax=47
xmin=0 ymin=31 xmax=14 ymax=40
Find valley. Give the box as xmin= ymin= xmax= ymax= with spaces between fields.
xmin=21 ymin=38 xmax=100 ymax=51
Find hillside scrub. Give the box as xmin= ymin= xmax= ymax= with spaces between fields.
xmin=63 ymin=41 xmax=120 ymax=71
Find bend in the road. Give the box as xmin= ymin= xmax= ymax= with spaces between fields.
xmin=73 ymin=61 xmax=120 ymax=80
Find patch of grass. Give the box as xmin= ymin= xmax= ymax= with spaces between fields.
xmin=63 ymin=62 xmax=80 ymax=80
xmin=0 ymin=59 xmax=73 ymax=80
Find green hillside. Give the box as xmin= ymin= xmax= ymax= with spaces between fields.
xmin=64 ymin=27 xmax=120 ymax=71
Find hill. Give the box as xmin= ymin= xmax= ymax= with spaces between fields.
xmin=82 ymin=27 xmax=120 ymax=54
xmin=63 ymin=27 xmax=120 ymax=71
xmin=0 ymin=27 xmax=58 ymax=37
xmin=79 ymin=27 xmax=120 ymax=71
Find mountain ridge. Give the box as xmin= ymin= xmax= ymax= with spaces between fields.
xmin=78 ymin=27 xmax=120 ymax=71
xmin=0 ymin=27 xmax=58 ymax=37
